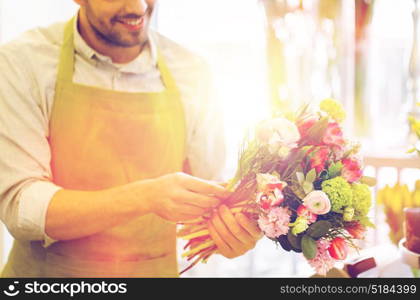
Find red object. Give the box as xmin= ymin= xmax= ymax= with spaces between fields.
xmin=405 ymin=208 xmax=420 ymax=254
xmin=297 ymin=116 xmax=318 ymax=139
xmin=345 ymin=257 xmax=377 ymax=278
xmin=345 ymin=222 xmax=366 ymax=239
xmin=328 ymin=237 xmax=348 ymax=260
xmin=341 ymin=158 xmax=363 ymax=183
xmin=297 ymin=205 xmax=317 ymax=224
xmin=309 ymin=146 xmax=330 ymax=173
xmin=266 ymin=182 xmax=286 ymax=191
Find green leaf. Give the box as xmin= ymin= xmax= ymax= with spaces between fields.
xmin=301 ymin=235 xmax=317 ymax=260
xmin=328 ymin=162 xmax=343 ymax=178
xmin=296 ymin=172 xmax=305 ymax=184
xmin=302 ymin=181 xmax=314 ymax=194
xmin=407 ymin=148 xmax=416 ymax=154
xmin=287 ymin=231 xmax=302 ymax=250
xmin=306 ymin=221 xmax=332 ymax=239
xmin=296 ymin=102 xmax=311 ymax=120
xmin=289 ymin=184 xmax=306 ymax=199
xmin=360 ymin=176 xmax=376 ymax=187
xmin=305 ymin=168 xmax=317 ymax=183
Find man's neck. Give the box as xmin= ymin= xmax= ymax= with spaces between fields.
xmin=77 ymin=12 xmax=144 ymax=64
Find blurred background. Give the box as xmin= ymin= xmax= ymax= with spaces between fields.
xmin=0 ymin=0 xmax=419 ymax=277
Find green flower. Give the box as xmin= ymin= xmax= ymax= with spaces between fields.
xmin=343 ymin=207 xmax=355 ymax=221
xmin=320 ymin=98 xmax=346 ymax=123
xmin=321 ymin=176 xmax=353 ymax=213
xmin=351 ymin=183 xmax=372 ymax=218
xmin=289 ymin=216 xmax=309 ymax=235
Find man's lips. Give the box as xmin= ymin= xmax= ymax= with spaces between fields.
xmin=115 ymin=18 xmax=145 ymax=31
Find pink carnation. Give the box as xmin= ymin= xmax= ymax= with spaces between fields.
xmin=257 ymin=207 xmax=291 ymax=239
xmin=307 ymin=239 xmax=336 ymax=276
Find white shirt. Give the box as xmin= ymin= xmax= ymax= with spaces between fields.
xmin=0 ymin=15 xmax=226 ymax=246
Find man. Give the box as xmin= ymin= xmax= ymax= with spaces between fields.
xmin=0 ymin=0 xmax=261 ymax=277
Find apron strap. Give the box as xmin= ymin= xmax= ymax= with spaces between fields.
xmin=156 ymin=49 xmax=178 ymax=92
xmin=56 ymin=16 xmax=76 ymax=83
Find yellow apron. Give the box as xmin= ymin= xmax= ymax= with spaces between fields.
xmin=1 ymin=18 xmax=186 ymax=277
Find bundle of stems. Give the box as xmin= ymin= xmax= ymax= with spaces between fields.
xmin=178 ymin=175 xmax=258 ymax=274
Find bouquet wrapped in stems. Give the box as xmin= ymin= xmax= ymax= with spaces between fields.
xmin=178 ymin=99 xmax=375 ymax=276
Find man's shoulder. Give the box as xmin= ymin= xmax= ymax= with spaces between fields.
xmin=0 ymin=21 xmax=64 ymax=66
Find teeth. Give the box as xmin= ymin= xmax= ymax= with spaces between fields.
xmin=122 ymin=19 xmax=142 ymax=26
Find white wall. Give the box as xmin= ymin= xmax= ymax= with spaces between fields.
xmin=0 ymin=0 xmax=78 ymax=266
xmin=0 ymin=0 xmax=78 ymax=43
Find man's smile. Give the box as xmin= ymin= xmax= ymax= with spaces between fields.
xmin=115 ymin=17 xmax=145 ymax=31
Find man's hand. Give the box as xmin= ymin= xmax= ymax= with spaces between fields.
xmin=147 ymin=172 xmax=230 ymax=222
xmin=208 ymin=204 xmax=262 ymax=259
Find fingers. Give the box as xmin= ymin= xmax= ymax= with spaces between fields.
xmin=175 ymin=203 xmax=206 ymax=216
xmin=210 ymin=206 xmax=248 ymax=254
xmin=179 ymin=173 xmax=232 ymax=199
xmin=219 ymin=205 xmax=253 ymax=245
xmin=207 ymin=220 xmax=235 ymax=258
xmin=179 ymin=190 xmax=220 ymax=208
xmin=235 ymin=213 xmax=263 ymax=240
xmin=208 ymin=205 xmax=261 ymax=259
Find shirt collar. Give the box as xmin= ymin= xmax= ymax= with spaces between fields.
xmin=72 ymin=13 xmax=158 ymax=74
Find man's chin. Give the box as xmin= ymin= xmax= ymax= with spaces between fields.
xmin=117 ymin=39 xmax=146 ymax=48
xmin=111 ymin=32 xmax=148 ymax=48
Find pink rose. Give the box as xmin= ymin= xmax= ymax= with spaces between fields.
xmin=297 ymin=204 xmax=318 ymax=223
xmin=323 ymin=122 xmax=345 ymax=148
xmin=341 ymin=158 xmax=362 ymax=183
xmin=302 ymin=191 xmax=331 ymax=215
xmin=309 ymin=146 xmax=330 ymax=173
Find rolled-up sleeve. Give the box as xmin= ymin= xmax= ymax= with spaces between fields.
xmin=0 ymin=46 xmax=61 ymax=247
xmin=186 ymin=63 xmax=227 ymax=181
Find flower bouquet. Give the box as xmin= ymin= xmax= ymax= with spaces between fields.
xmin=178 ymin=99 xmax=375 ymax=276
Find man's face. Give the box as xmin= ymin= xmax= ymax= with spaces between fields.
xmin=82 ymin=0 xmax=155 ymax=48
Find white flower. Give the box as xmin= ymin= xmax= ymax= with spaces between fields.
xmin=256 ymin=118 xmax=300 ymax=155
